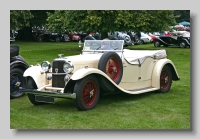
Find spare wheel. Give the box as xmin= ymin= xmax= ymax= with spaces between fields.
xmin=98 ymin=51 xmax=123 ymax=85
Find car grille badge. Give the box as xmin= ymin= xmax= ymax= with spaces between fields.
xmin=15 ymin=82 xmax=21 ymax=86
xmin=55 ymin=68 xmax=58 ymax=73
xmin=90 ymin=89 xmax=94 ymax=98
xmin=165 ymin=76 xmax=168 ymax=83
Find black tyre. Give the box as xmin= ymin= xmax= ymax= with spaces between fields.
xmin=98 ymin=52 xmax=123 ymax=85
xmin=154 ymin=40 xmax=160 ymax=47
xmin=55 ymin=37 xmax=61 ymax=42
xmin=81 ymin=36 xmax=86 ymax=42
xmin=38 ymin=37 xmax=43 ymax=42
xmin=158 ymin=65 xmax=172 ymax=93
xmin=27 ymin=77 xmax=44 ymax=105
xmin=64 ymin=34 xmax=70 ymax=41
xmin=74 ymin=75 xmax=100 ymax=111
xmin=10 ymin=68 xmax=25 ymax=99
xmin=179 ymin=41 xmax=186 ymax=48
xmin=140 ymin=40 xmax=144 ymax=44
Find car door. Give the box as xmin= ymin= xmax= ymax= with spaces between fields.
xmin=139 ymin=57 xmax=156 ymax=81
xmin=121 ymin=56 xmax=140 ymax=83
xmin=168 ymin=36 xmax=178 ymax=45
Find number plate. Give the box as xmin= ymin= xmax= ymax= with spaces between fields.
xmin=35 ymin=95 xmax=55 ymax=104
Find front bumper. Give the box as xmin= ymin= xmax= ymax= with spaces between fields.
xmin=19 ymin=88 xmax=76 ymax=99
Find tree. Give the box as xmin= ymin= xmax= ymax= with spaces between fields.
xmin=10 ymin=10 xmax=34 ymax=30
xmin=46 ymin=10 xmax=177 ymax=39
xmin=174 ymin=10 xmax=190 ymax=23
xmin=10 ymin=10 xmax=54 ymax=41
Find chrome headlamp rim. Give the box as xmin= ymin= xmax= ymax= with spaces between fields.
xmin=41 ymin=61 xmax=51 ymax=72
xmin=63 ymin=62 xmax=74 ymax=74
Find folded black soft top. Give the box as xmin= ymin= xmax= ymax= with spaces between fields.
xmin=10 ymin=44 xmax=19 ymax=58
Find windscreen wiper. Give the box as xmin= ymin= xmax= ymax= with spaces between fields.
xmin=95 ymin=46 xmax=102 ymax=50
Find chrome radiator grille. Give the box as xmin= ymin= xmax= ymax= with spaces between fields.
xmin=52 ymin=60 xmax=65 ymax=88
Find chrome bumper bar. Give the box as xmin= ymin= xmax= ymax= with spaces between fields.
xmin=19 ymin=88 xmax=76 ymax=99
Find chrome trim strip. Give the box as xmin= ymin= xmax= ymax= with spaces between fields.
xmin=52 ymin=73 xmax=67 ymax=75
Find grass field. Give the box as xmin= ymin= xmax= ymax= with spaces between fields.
xmin=10 ymin=41 xmax=190 ymax=129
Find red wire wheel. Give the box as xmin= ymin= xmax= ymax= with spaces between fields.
xmin=98 ymin=52 xmax=123 ymax=84
xmin=105 ymin=57 xmax=121 ymax=82
xmin=158 ymin=65 xmax=172 ymax=93
xmin=82 ymin=80 xmax=97 ymax=106
xmin=74 ymin=75 xmax=100 ymax=111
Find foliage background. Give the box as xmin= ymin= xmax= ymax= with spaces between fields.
xmin=10 ymin=10 xmax=189 ymax=41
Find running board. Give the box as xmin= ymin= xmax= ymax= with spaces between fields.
xmin=122 ymin=87 xmax=158 ymax=95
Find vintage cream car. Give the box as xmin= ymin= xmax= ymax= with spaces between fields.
xmin=18 ymin=40 xmax=180 ymax=111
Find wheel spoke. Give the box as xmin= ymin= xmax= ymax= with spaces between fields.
xmin=105 ymin=57 xmax=120 ymax=81
xmin=160 ymin=69 xmax=170 ymax=90
xmin=82 ymin=80 xmax=97 ymax=106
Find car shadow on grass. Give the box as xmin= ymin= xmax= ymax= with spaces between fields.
xmin=98 ymin=91 xmax=159 ymax=106
xmin=22 ymin=91 xmax=160 ymax=112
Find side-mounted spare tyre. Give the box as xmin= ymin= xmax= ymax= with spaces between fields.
xmin=98 ymin=52 xmax=123 ymax=92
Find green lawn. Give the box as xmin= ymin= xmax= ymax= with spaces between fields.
xmin=10 ymin=41 xmax=190 ymax=129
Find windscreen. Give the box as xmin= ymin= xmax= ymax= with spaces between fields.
xmin=83 ymin=40 xmax=124 ymax=51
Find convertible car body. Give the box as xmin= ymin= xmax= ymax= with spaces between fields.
xmin=154 ymin=31 xmax=190 ymax=48
xmin=18 ymin=40 xmax=180 ymax=111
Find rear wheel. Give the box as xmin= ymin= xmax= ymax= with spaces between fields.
xmin=27 ymin=77 xmax=44 ymax=105
xmin=179 ymin=41 xmax=186 ymax=48
xmin=55 ymin=37 xmax=61 ymax=42
xmin=74 ymin=75 xmax=100 ymax=111
xmin=38 ymin=37 xmax=43 ymax=42
xmin=158 ymin=65 xmax=172 ymax=93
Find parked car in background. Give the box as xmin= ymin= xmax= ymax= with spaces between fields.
xmin=84 ymin=32 xmax=101 ymax=41
xmin=153 ymin=32 xmax=161 ymax=36
xmin=140 ymin=32 xmax=153 ymax=44
xmin=84 ymin=31 xmax=133 ymax=47
xmin=164 ymin=31 xmax=171 ymax=36
xmin=10 ymin=36 xmax=15 ymax=43
xmin=17 ymin=40 xmax=180 ymax=111
xmin=154 ymin=31 xmax=190 ymax=48
xmin=68 ymin=33 xmax=81 ymax=41
xmin=148 ymin=33 xmax=159 ymax=42
xmin=78 ymin=32 xmax=89 ymax=42
xmin=108 ymin=31 xmax=133 ymax=46
xmin=10 ymin=44 xmax=29 ymax=99
xmin=37 ymin=31 xmax=70 ymax=42
xmin=127 ymin=31 xmax=143 ymax=45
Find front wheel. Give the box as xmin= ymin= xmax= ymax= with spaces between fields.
xmin=154 ymin=40 xmax=160 ymax=47
xmin=140 ymin=40 xmax=144 ymax=44
xmin=158 ymin=65 xmax=172 ymax=93
xmin=74 ymin=75 xmax=100 ymax=111
xmin=27 ymin=77 xmax=44 ymax=105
